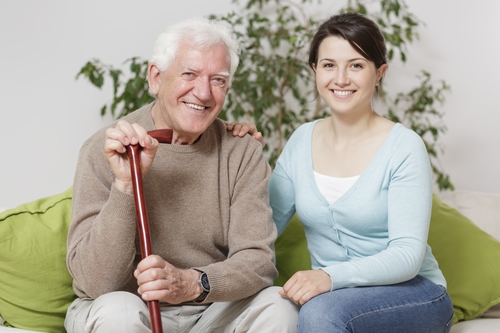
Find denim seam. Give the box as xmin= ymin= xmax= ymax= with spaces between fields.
xmin=345 ymin=288 xmax=449 ymax=328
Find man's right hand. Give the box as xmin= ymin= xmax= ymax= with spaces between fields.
xmin=104 ymin=120 xmax=159 ymax=195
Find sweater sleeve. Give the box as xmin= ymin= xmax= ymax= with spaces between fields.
xmin=268 ymin=123 xmax=313 ymax=235
xmin=269 ymin=160 xmax=296 ymax=235
xmin=323 ymin=131 xmax=434 ymax=290
xmin=66 ymin=132 xmax=141 ymax=298
xmin=199 ymin=135 xmax=279 ymax=302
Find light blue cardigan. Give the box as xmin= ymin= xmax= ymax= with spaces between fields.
xmin=269 ymin=121 xmax=447 ymax=291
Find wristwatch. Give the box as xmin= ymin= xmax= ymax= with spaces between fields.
xmin=194 ymin=269 xmax=210 ymax=303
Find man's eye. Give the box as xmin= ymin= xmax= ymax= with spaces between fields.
xmin=212 ymin=77 xmax=226 ymax=87
xmin=183 ymin=72 xmax=195 ymax=78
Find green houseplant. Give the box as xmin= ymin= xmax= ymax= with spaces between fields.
xmin=76 ymin=0 xmax=453 ymax=190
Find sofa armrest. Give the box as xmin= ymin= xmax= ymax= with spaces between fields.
xmin=438 ymin=190 xmax=500 ymax=241
xmin=0 ymin=327 xmax=47 ymax=333
xmin=0 ymin=317 xmax=47 ymax=333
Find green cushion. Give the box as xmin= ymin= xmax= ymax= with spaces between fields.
xmin=428 ymin=194 xmax=500 ymax=324
xmin=274 ymin=214 xmax=311 ymax=286
xmin=0 ymin=188 xmax=76 ymax=333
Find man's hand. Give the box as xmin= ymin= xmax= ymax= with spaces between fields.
xmin=225 ymin=121 xmax=264 ymax=146
xmin=279 ymin=270 xmax=331 ymax=305
xmin=104 ymin=120 xmax=159 ymax=195
xmin=134 ymin=255 xmax=202 ymax=304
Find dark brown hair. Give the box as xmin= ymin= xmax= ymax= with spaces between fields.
xmin=309 ymin=12 xmax=388 ymax=93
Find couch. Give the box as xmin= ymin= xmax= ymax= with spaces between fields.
xmin=1 ymin=188 xmax=499 ymax=333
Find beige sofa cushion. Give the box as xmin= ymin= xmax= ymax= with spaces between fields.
xmin=439 ymin=190 xmax=500 ymax=241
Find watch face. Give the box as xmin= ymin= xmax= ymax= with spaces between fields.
xmin=200 ymin=273 xmax=210 ymax=291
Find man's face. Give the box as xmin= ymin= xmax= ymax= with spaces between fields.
xmin=149 ymin=41 xmax=231 ymax=144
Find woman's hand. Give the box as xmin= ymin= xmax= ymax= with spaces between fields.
xmin=225 ymin=121 xmax=264 ymax=146
xmin=279 ymin=269 xmax=332 ymax=305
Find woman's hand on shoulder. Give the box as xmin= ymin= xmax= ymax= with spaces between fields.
xmin=279 ymin=269 xmax=331 ymax=305
xmin=225 ymin=121 xmax=264 ymax=146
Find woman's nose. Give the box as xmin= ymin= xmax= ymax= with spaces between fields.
xmin=334 ymin=68 xmax=350 ymax=86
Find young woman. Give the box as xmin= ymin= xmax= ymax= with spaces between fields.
xmin=230 ymin=12 xmax=454 ymax=333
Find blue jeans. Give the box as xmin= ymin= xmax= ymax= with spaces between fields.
xmin=298 ymin=275 xmax=453 ymax=333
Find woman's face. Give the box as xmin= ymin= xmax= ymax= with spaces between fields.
xmin=313 ymin=35 xmax=386 ymax=116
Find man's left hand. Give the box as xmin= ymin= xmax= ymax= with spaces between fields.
xmin=134 ymin=255 xmax=201 ymax=304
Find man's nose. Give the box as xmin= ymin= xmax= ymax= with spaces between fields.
xmin=193 ymin=76 xmax=212 ymax=101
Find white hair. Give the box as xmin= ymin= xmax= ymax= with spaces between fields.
xmin=151 ymin=17 xmax=240 ymax=87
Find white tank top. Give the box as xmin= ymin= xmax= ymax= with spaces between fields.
xmin=314 ymin=171 xmax=360 ymax=204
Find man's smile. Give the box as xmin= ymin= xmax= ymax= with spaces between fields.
xmin=184 ymin=102 xmax=207 ymax=110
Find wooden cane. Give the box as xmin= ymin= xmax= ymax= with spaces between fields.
xmin=126 ymin=129 xmax=173 ymax=333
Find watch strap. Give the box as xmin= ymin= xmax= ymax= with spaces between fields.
xmin=193 ymin=269 xmax=210 ymax=303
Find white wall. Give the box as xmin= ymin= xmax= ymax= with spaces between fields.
xmin=390 ymin=0 xmax=500 ymax=194
xmin=1 ymin=0 xmax=499 ymax=208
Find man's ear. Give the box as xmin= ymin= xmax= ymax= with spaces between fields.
xmin=147 ymin=63 xmax=161 ymax=95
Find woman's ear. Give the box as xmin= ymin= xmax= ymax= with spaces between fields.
xmin=312 ymin=63 xmax=317 ymax=72
xmin=147 ymin=63 xmax=162 ymax=96
xmin=377 ymin=63 xmax=388 ymax=82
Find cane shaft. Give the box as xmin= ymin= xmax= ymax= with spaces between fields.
xmin=125 ymin=129 xmax=172 ymax=333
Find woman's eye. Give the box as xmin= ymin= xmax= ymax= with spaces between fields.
xmin=323 ymin=63 xmax=334 ymax=68
xmin=351 ymin=63 xmax=363 ymax=69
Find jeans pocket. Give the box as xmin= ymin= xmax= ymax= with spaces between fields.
xmin=444 ymin=316 xmax=453 ymax=333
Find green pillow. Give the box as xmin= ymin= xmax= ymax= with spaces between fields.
xmin=428 ymin=194 xmax=500 ymax=324
xmin=0 ymin=188 xmax=76 ymax=333
xmin=274 ymin=214 xmax=311 ymax=286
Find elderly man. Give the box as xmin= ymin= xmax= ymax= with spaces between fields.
xmin=65 ymin=17 xmax=298 ymax=332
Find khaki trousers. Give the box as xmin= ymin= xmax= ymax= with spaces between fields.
xmin=65 ymin=287 xmax=298 ymax=333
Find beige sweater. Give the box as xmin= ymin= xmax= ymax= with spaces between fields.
xmin=67 ymin=104 xmax=277 ymax=303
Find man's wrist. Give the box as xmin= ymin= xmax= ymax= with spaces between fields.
xmin=112 ymin=180 xmax=133 ymax=195
xmin=193 ymin=269 xmax=210 ymax=303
